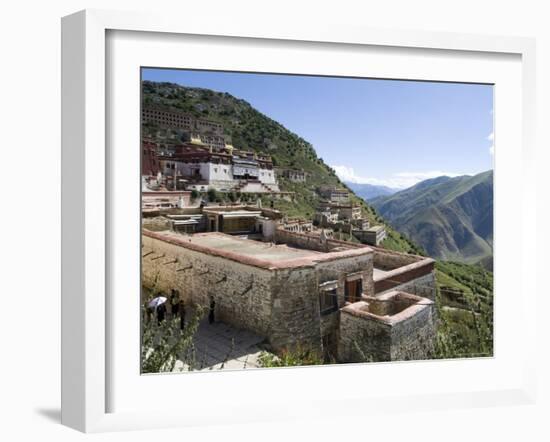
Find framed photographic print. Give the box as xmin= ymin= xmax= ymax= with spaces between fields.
xmin=61 ymin=9 xmax=537 ymax=433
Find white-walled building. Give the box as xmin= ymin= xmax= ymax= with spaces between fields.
xmin=158 ymin=144 xmax=280 ymax=193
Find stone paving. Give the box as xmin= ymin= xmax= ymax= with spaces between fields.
xmin=173 ymin=319 xmax=265 ymax=372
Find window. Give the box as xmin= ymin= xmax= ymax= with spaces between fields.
xmin=319 ymin=285 xmax=338 ymax=315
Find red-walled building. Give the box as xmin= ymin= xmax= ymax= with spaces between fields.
xmin=142 ymin=140 xmax=160 ymax=177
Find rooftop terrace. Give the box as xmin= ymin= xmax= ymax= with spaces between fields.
xmin=187 ymin=232 xmax=321 ymax=260
xmin=143 ymin=230 xmax=372 ymax=270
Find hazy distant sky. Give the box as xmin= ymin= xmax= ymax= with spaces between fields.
xmin=142 ymin=68 xmax=494 ymax=189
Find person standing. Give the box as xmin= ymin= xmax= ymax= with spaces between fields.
xmin=170 ymin=289 xmax=179 ymax=319
xmin=156 ymin=303 xmax=166 ymax=324
xmin=208 ymin=297 xmax=216 ymax=324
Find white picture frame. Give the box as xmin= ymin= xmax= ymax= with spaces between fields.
xmin=61 ymin=9 xmax=538 ymax=433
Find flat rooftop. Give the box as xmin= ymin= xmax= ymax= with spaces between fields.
xmin=143 ymin=230 xmax=372 ymax=270
xmin=367 ymin=225 xmax=385 ymax=233
xmin=187 ymin=232 xmax=321 ymax=260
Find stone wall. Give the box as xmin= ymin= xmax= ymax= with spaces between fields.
xmin=338 ymin=296 xmax=436 ymax=362
xmin=274 ymin=229 xmax=330 ymax=252
xmin=141 ymin=230 xmax=435 ymax=361
xmin=269 ymin=267 xmax=322 ymax=353
xmin=377 ymin=272 xmax=436 ymax=301
xmin=372 ymin=248 xmax=422 ymax=270
xmin=142 ymin=234 xmax=275 ymax=339
xmin=314 ymin=252 xmax=374 ymax=357
xmin=274 ymin=229 xmax=367 ymax=253
xmin=338 ymin=308 xmax=392 ymax=362
xmin=389 ymin=302 xmax=436 ymax=361
xmin=316 ymin=253 xmax=374 ymax=300
xmin=142 ymin=233 xmax=324 ymax=354
xmin=373 ymin=248 xmax=435 ymax=300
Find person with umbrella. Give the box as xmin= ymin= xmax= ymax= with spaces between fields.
xmin=148 ymin=295 xmax=168 ymax=324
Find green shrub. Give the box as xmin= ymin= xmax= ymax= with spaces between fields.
xmin=207 ymin=188 xmax=218 ymax=202
xmin=258 ymin=346 xmax=323 ymax=368
xmin=141 ymin=307 xmax=204 ymax=373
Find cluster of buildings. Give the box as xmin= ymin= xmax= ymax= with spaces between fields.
xmin=140 ymin=106 xmax=435 ymax=364
xmin=142 ymin=106 xmax=305 ymax=197
xmin=142 ymin=203 xmax=436 ymax=363
xmin=142 ymin=105 xmax=226 ymax=150
xmin=314 ymin=186 xmax=387 ymax=246
xmin=143 ymin=139 xmax=284 ymax=194
xmin=275 ymin=167 xmax=309 ymax=183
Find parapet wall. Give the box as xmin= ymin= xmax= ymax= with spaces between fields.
xmin=372 ymin=247 xmax=423 ymax=270
xmin=377 ymin=272 xmax=436 ymax=301
xmin=373 ymin=248 xmax=435 ymax=300
xmin=274 ymin=229 xmax=331 ymax=252
xmin=273 ymin=229 xmax=368 ymax=253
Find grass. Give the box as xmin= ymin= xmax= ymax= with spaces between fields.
xmin=434 ymin=261 xmax=493 ymax=359
xmin=258 ymin=347 xmax=323 ymax=368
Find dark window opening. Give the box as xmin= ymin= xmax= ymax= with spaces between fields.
xmin=320 ymin=288 xmax=338 ymax=315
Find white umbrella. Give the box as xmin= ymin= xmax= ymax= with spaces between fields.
xmin=148 ymin=296 xmax=167 ymax=309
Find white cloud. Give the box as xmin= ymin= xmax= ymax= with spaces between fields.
xmin=331 ymin=165 xmax=471 ymax=190
xmin=487 ymin=132 xmax=494 ymax=155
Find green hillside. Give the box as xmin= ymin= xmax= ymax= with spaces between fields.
xmin=142 ymin=80 xmax=493 ymax=359
xmin=434 ymin=261 xmax=493 ymax=358
xmin=371 ymin=171 xmax=493 ymax=265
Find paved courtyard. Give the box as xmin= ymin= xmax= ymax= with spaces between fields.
xmin=173 ymin=319 xmax=265 ymax=372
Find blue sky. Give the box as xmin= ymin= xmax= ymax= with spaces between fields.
xmin=142 ymin=68 xmax=494 ymax=189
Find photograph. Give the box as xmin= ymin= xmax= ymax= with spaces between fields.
xmin=140 ymin=68 xmax=494 ymax=374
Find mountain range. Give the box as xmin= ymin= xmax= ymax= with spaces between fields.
xmin=370 ymin=170 xmax=493 ymax=267
xmin=345 ymin=182 xmax=398 ymax=201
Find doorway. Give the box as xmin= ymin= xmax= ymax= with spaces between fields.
xmin=345 ymin=278 xmax=362 ymax=303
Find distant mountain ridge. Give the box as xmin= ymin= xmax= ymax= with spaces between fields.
xmin=371 ymin=170 xmax=493 ymax=265
xmin=345 ymin=182 xmax=398 ymax=201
